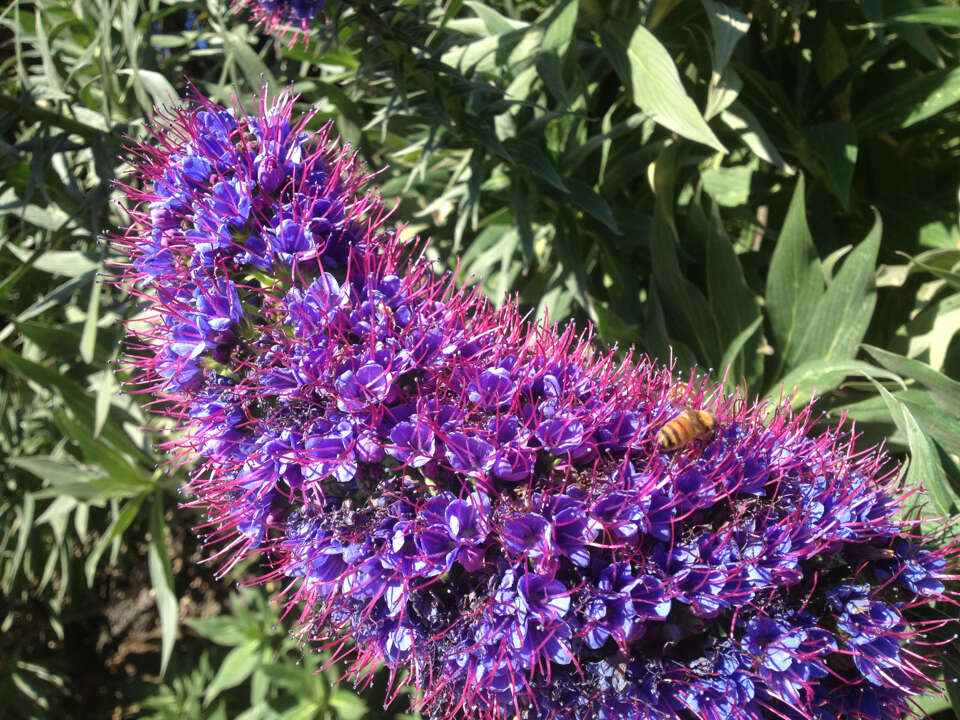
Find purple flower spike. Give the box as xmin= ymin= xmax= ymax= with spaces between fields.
xmin=113 ymin=86 xmax=958 ymax=720
xmin=233 ymin=0 xmax=324 ymax=45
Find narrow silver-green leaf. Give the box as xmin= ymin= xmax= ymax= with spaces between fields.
xmin=84 ymin=494 xmax=147 ymax=586
xmin=148 ymin=495 xmax=178 ymax=676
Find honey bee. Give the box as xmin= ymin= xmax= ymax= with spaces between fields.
xmin=657 ymin=407 xmax=716 ymax=451
xmin=233 ymin=127 xmax=258 ymax=154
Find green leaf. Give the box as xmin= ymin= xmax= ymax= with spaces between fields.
xmin=221 ymin=30 xmax=277 ymax=90
xmin=507 ymin=141 xmax=567 ymax=192
xmin=258 ymin=663 xmax=313 ymax=695
xmin=862 ymin=345 xmax=960 ymax=411
xmin=3 ymin=493 xmax=35 ymax=593
xmin=53 ymin=411 xmax=151 ymax=495
xmin=329 ymin=690 xmax=368 ymax=720
xmin=907 ymin=248 xmax=960 ymax=290
xmin=904 ymin=393 xmax=960 ymax=457
xmin=873 ymin=382 xmax=959 ymax=515
xmin=602 ymin=24 xmax=726 ymax=153
xmin=790 ymin=211 xmax=881 ymax=366
xmin=463 ymin=1 xmax=528 ymax=34
xmin=650 ymin=207 xmax=721 ymax=365
xmin=80 ymin=273 xmax=102 ymax=365
xmin=805 ymin=122 xmax=858 ymax=208
xmin=706 ymin=207 xmax=761 ymax=384
xmin=187 ymin=616 xmax=252 ymax=647
xmin=84 ymin=494 xmax=148 ymax=586
xmin=720 ymin=314 xmax=763 ymax=381
xmin=117 ymin=69 xmax=178 ymax=108
xmin=890 ymin=7 xmax=960 ymax=27
xmin=278 ymin=703 xmax=324 ymax=720
xmin=700 ymin=166 xmax=752 ymax=207
xmin=204 ymin=641 xmax=261 ymax=705
xmin=770 ymin=359 xmax=904 ymax=410
xmin=541 ymin=0 xmax=578 ymax=55
xmin=720 ymin=102 xmax=788 ymax=168
xmin=94 ymin=369 xmax=115 ymax=438
xmin=5 ymin=248 xmax=99 ymax=276
xmin=9 ymin=456 xmax=105 ymax=487
xmin=765 ymin=175 xmax=823 ymax=377
xmin=565 ymin=178 xmax=620 ymax=232
xmin=0 ymin=346 xmax=146 ymax=463
xmin=856 ymin=66 xmax=960 ymax=135
xmin=149 ymin=494 xmax=178 ymax=677
xmin=704 ymin=67 xmax=742 ymax=121
xmin=701 ymin=0 xmax=750 ymax=75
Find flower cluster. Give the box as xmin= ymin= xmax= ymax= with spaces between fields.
xmin=113 ymin=87 xmax=956 ymax=720
xmin=233 ymin=0 xmax=324 ymax=44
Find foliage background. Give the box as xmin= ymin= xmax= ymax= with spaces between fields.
xmin=1 ymin=0 xmax=959 ymax=717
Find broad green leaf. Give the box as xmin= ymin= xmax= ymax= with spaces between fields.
xmin=602 ymin=24 xmax=726 ymax=153
xmin=258 ymin=663 xmax=313 ymax=695
xmin=890 ymin=7 xmax=960 ymax=26
xmin=720 ymin=102 xmax=788 ymax=168
xmin=329 ymin=689 xmax=368 ymax=720
xmin=94 ymin=368 xmax=116 ymax=438
xmin=863 ymin=345 xmax=960 ymax=411
xmin=221 ymin=30 xmax=277 ymax=91
xmin=650 ymin=208 xmax=721 ymax=366
xmin=769 ymin=359 xmax=904 ymax=410
xmin=701 ymin=165 xmax=752 ymax=207
xmin=765 ymin=175 xmax=823 ymax=377
xmin=53 ymin=411 xmax=151 ymax=494
xmin=719 ymin=316 xmax=763 ymax=389
xmin=791 ymin=212 xmax=881 ymax=366
xmin=463 ymin=1 xmax=529 ymax=34
xmin=642 ymin=279 xmax=696 ymax=367
xmin=507 ymin=141 xmax=567 ymax=192
xmin=149 ymin=495 xmax=178 ymax=676
xmin=9 ymin=456 xmax=104 ymax=486
xmin=187 ymin=616 xmax=252 ymax=646
xmin=701 ymin=0 xmax=750 ymax=75
xmin=278 ymin=703 xmax=324 ymax=720
xmin=17 ymin=322 xmax=87 ymax=361
xmin=705 ymin=67 xmax=742 ymax=121
xmin=441 ymin=25 xmax=543 ymax=75
xmin=856 ymin=66 xmax=960 ymax=135
xmin=907 ymin=248 xmax=960 ymax=290
xmin=565 ymin=178 xmax=620 ymax=232
xmin=117 ymin=69 xmax=178 ymax=108
xmin=805 ymin=122 xmax=858 ymax=208
xmin=706 ymin=207 xmax=761 ymax=384
xmin=5 ymin=248 xmax=99 ymax=276
xmin=541 ymin=0 xmax=578 ymax=54
xmin=873 ymin=382 xmax=959 ymax=515
xmin=204 ymin=641 xmax=261 ymax=705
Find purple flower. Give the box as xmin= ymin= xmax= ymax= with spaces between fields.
xmin=114 ymin=86 xmax=957 ymax=720
xmin=233 ymin=0 xmax=324 ymax=45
